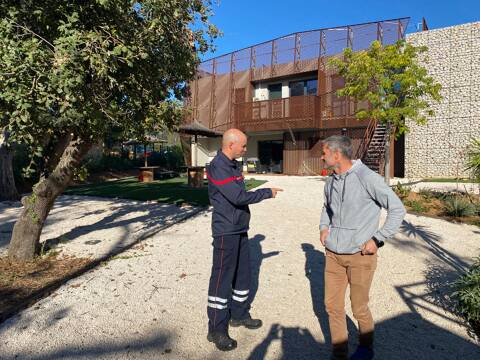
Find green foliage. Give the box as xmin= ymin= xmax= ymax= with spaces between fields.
xmin=392 ymin=182 xmax=411 ymax=199
xmin=444 ymin=195 xmax=476 ymax=217
xmin=328 ymin=40 xmax=442 ymax=137
xmin=145 ymin=145 xmax=185 ymax=169
xmin=0 ymin=0 xmax=218 ymax=175
xmin=404 ymin=199 xmax=426 ymax=213
xmin=72 ymin=164 xmax=89 ymax=182
xmin=79 ymin=144 xmax=185 ymax=174
xmin=453 ymin=257 xmax=480 ymax=323
xmin=465 ymin=138 xmax=480 ymax=182
xmin=83 ymin=154 xmax=134 ymax=173
xmin=12 ymin=143 xmax=36 ymax=186
xmin=418 ymin=188 xmax=434 ymax=200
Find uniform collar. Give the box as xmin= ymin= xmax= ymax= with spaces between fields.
xmin=217 ymin=149 xmax=237 ymax=167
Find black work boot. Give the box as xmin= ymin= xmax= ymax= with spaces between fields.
xmin=207 ymin=331 xmax=237 ymax=351
xmin=229 ymin=315 xmax=263 ymax=329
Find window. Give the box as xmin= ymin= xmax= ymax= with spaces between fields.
xmin=290 ymin=81 xmax=304 ymax=97
xmin=268 ymin=83 xmax=282 ymax=100
xmin=306 ymin=79 xmax=317 ymax=95
xmin=289 ymin=79 xmax=317 ymax=97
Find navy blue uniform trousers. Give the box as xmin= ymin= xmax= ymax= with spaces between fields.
xmin=207 ymin=232 xmax=251 ymax=333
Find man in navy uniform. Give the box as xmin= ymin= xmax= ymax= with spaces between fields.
xmin=206 ymin=128 xmax=282 ymax=351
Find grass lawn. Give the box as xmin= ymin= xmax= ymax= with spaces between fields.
xmin=421 ymin=178 xmax=476 ymax=183
xmin=64 ymin=176 xmax=268 ymax=206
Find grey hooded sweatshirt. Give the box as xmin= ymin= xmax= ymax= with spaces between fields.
xmin=319 ymin=160 xmax=406 ymax=254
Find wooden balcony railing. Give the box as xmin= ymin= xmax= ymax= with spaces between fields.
xmin=231 ymin=93 xmax=368 ymax=132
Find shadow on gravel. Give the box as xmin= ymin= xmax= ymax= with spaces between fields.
xmin=248 ymin=323 xmax=325 ymax=360
xmin=0 ymin=207 xmax=205 ymax=325
xmin=0 ymin=219 xmax=16 ymax=253
xmin=398 ymin=220 xmax=470 ymax=272
xmin=3 ymin=330 xmax=173 ymax=359
xmin=241 ymin=242 xmax=480 ymax=360
xmin=42 ymin=200 xmax=198 ymax=253
xmin=249 ymin=234 xmax=280 ymax=306
xmin=301 ymin=243 xmax=332 ymax=345
xmin=247 ymin=312 xmax=479 ymax=360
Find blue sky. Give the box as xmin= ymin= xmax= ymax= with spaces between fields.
xmin=203 ymin=0 xmax=479 ymax=60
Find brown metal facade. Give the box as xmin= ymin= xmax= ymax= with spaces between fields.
xmin=283 ymin=127 xmax=367 ymax=175
xmin=184 ymin=18 xmax=410 ymax=174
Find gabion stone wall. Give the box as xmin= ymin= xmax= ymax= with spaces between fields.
xmin=405 ymin=22 xmax=480 ymax=178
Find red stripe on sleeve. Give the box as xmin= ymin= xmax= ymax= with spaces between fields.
xmin=206 ymin=172 xmax=240 ymax=185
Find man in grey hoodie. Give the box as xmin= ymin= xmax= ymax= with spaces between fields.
xmin=319 ymin=135 xmax=406 ymax=360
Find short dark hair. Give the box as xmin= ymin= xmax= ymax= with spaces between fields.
xmin=322 ymin=135 xmax=353 ymax=159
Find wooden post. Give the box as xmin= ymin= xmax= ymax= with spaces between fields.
xmin=144 ymin=143 xmax=147 ymax=167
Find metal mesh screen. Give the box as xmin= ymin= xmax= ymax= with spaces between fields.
xmin=233 ymin=48 xmax=251 ymax=73
xmin=198 ymin=18 xmax=408 ymax=77
xmin=275 ymin=35 xmax=296 ymax=65
xmin=215 ymin=54 xmax=231 ymax=75
xmin=189 ymin=18 xmax=410 ymax=131
xmin=351 ymin=23 xmax=379 ymax=51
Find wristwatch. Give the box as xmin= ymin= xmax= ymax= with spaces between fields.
xmin=372 ymin=236 xmax=384 ymax=248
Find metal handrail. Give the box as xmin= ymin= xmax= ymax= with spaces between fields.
xmin=354 ymin=118 xmax=377 ymax=160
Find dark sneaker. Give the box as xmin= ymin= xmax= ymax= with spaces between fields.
xmin=349 ymin=346 xmax=374 ymax=360
xmin=207 ymin=331 xmax=237 ymax=351
xmin=229 ymin=316 xmax=263 ymax=329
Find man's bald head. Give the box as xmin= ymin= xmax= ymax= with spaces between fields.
xmin=222 ymin=128 xmax=246 ymax=147
xmin=221 ymin=128 xmax=247 ymax=160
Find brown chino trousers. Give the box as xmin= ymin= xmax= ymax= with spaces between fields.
xmin=324 ymin=248 xmax=377 ymax=360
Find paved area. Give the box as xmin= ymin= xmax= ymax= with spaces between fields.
xmin=0 ymin=176 xmax=479 ymax=359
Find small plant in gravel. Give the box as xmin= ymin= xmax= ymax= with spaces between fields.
xmin=453 ymin=257 xmax=480 ymax=336
xmin=393 ymin=183 xmax=411 ymax=199
xmin=431 ymin=191 xmax=448 ymax=201
xmin=444 ymin=196 xmax=476 ymax=217
xmin=418 ymin=188 xmax=435 ymax=200
xmin=408 ymin=200 xmax=427 ymax=213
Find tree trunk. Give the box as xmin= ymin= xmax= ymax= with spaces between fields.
xmin=0 ymin=145 xmax=19 ymax=201
xmin=180 ymin=134 xmax=192 ymax=167
xmin=0 ymin=129 xmax=19 ymax=201
xmin=8 ymin=135 xmax=92 ymax=261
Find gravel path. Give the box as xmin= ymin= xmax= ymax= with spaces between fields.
xmin=0 ymin=176 xmax=479 ymax=359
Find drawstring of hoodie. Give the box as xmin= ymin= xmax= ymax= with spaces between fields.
xmin=329 ymin=172 xmax=349 ymax=206
xmin=342 ymin=173 xmax=349 ymax=202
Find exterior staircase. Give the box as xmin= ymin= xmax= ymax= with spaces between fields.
xmin=362 ymin=122 xmax=388 ymax=174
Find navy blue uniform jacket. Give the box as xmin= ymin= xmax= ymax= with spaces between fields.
xmin=207 ymin=150 xmax=272 ymax=237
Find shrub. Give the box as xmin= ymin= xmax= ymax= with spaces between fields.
xmin=81 ymin=154 xmax=135 ymax=173
xmin=393 ymin=182 xmax=411 ymax=199
xmin=465 ymin=138 xmax=480 ymax=182
xmin=453 ymin=257 xmax=480 ymax=332
xmin=474 ymin=202 xmax=480 ymax=216
xmin=79 ymin=145 xmax=185 ymax=175
xmin=418 ymin=188 xmax=435 ymax=200
xmin=443 ymin=196 xmax=476 ymax=217
xmin=407 ymin=200 xmax=426 ymax=213
xmin=145 ymin=145 xmax=184 ymax=169
xmin=73 ymin=165 xmax=89 ymax=182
